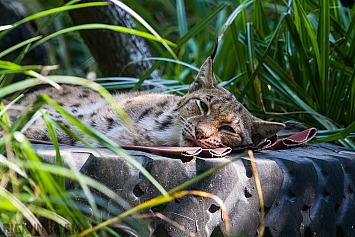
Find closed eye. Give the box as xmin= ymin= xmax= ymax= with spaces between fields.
xmin=219 ymin=126 xmax=236 ymax=134
xmin=196 ymin=100 xmax=209 ymax=115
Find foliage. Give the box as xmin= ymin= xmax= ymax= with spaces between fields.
xmin=130 ymin=0 xmax=355 ymax=147
xmin=0 ymin=0 xmax=355 ymax=236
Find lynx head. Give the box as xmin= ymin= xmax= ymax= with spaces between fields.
xmin=177 ymin=57 xmax=285 ymax=149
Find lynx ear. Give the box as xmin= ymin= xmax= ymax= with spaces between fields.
xmin=188 ymin=57 xmax=218 ymax=93
xmin=251 ymin=118 xmax=286 ymax=145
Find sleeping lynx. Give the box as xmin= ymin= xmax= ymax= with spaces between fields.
xmin=7 ymin=57 xmax=285 ymax=149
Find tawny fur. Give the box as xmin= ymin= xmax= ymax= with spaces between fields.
xmin=6 ymin=57 xmax=285 ymax=148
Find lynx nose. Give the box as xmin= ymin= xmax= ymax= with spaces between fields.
xmin=195 ymin=127 xmax=207 ymax=140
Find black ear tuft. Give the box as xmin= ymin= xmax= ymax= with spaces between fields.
xmin=211 ymin=38 xmax=219 ymax=61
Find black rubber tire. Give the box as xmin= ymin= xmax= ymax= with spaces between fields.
xmin=36 ymin=143 xmax=355 ymax=237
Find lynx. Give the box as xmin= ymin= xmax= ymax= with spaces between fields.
xmin=6 ymin=57 xmax=285 ymax=149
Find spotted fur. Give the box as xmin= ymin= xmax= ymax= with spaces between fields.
xmin=6 ymin=57 xmax=285 ymax=148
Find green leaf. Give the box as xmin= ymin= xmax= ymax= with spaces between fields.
xmin=0 ymin=2 xmax=109 ymax=40
xmin=30 ymin=24 xmax=176 ymax=50
xmin=0 ymin=36 xmax=42 ymax=59
xmin=177 ymin=0 xmax=188 ymax=37
xmin=318 ymin=0 xmax=330 ymax=110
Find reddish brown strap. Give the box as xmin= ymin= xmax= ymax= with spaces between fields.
xmin=255 ymin=135 xmax=278 ymax=149
xmin=262 ymin=128 xmax=317 ymax=150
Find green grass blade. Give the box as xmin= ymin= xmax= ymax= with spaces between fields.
xmin=110 ymin=0 xmax=178 ymax=60
xmin=0 ymin=94 xmax=23 ymax=117
xmin=0 ymin=25 xmax=12 ymax=32
xmin=0 ymin=79 xmax=45 ymax=100
xmin=40 ymin=76 xmax=132 ymax=125
xmin=313 ymin=120 xmax=355 ymax=144
xmin=9 ymin=98 xmax=47 ymax=134
xmin=0 ymin=2 xmax=109 ymax=40
xmin=0 ymin=61 xmax=44 ymax=71
xmin=28 ymin=205 xmax=71 ymax=228
xmin=220 ymin=0 xmax=254 ymax=37
xmin=0 ymin=36 xmax=42 ymax=59
xmin=25 ymin=70 xmax=61 ymax=90
xmin=177 ymin=0 xmax=188 ymax=37
xmin=64 ymin=153 xmax=101 ymax=221
xmin=122 ymin=57 xmax=199 ymax=73
xmin=293 ymin=1 xmax=321 ymax=69
xmin=0 ymin=154 xmax=28 ymax=178
xmin=238 ymin=14 xmax=286 ymax=102
xmin=30 ymin=24 xmax=176 ymax=51
xmin=41 ymin=112 xmax=65 ymax=190
xmin=318 ymin=0 xmax=330 ymax=111
xmin=253 ymin=0 xmax=270 ymax=36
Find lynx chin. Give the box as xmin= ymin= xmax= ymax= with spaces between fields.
xmin=6 ymin=57 xmax=285 ymax=149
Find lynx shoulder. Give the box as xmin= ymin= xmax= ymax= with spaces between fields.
xmin=7 ymin=57 xmax=285 ymax=148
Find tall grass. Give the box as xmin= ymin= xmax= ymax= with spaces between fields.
xmin=0 ymin=0 xmax=354 ymax=236
xmin=130 ymin=0 xmax=355 ymax=148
